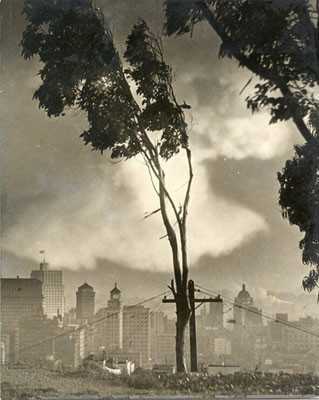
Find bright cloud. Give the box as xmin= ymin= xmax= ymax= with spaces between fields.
xmin=3 ymin=151 xmax=267 ymax=272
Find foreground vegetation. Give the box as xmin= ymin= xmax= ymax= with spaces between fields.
xmin=1 ymin=365 xmax=170 ymax=399
xmin=2 ymin=363 xmax=319 ymax=399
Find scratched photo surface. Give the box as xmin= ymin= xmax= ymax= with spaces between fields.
xmin=1 ymin=0 xmax=319 ymax=399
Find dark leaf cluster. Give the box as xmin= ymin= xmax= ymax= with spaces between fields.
xmin=165 ymin=0 xmax=317 ymax=125
xmin=21 ymin=0 xmax=140 ymax=158
xmin=21 ymin=1 xmax=189 ymax=160
xmin=278 ymin=137 xmax=319 ymax=290
xmin=164 ymin=0 xmax=204 ymax=36
xmin=124 ymin=20 xmax=189 ymax=159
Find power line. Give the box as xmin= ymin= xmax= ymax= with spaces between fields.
xmin=197 ymin=284 xmax=319 ymax=338
xmin=121 ymin=298 xmax=165 ymax=352
xmin=5 ymin=290 xmax=170 ymax=362
xmin=196 ymin=284 xmax=319 ymax=337
xmin=195 ymin=284 xmax=319 ymax=339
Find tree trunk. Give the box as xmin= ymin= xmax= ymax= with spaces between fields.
xmin=154 ymin=153 xmax=193 ymax=373
xmin=175 ymin=291 xmax=191 ymax=373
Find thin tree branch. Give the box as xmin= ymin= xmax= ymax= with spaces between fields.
xmin=182 ymin=147 xmax=193 ymax=226
xmin=179 ymin=147 xmax=193 ymax=289
xmin=158 ymin=165 xmax=183 ymax=291
xmin=168 ymin=278 xmax=177 ymax=297
xmin=144 ymin=156 xmax=160 ymax=197
xmin=143 ymin=208 xmax=161 ymax=220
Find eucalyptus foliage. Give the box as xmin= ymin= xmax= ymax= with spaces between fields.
xmin=278 ymin=113 xmax=319 ymax=293
xmin=21 ymin=0 xmax=189 ymax=160
xmin=165 ymin=0 xmax=318 ymax=136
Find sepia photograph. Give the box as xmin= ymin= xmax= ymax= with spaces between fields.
xmin=1 ymin=0 xmax=319 ymax=399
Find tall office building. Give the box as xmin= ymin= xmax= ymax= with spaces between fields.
xmin=94 ymin=284 xmax=151 ymax=367
xmin=31 ymin=262 xmax=65 ymax=319
xmin=94 ymin=283 xmax=123 ymax=351
xmin=1 ymin=277 xmax=43 ymax=332
xmin=207 ymin=299 xmax=224 ymax=329
xmin=269 ymin=313 xmax=288 ymax=350
xmin=150 ymin=310 xmax=166 ymax=334
xmin=150 ymin=311 xmax=175 ymax=365
xmin=123 ymin=304 xmax=151 ymax=368
xmin=76 ymin=283 xmax=95 ymax=320
xmin=1 ymin=277 xmax=43 ymax=362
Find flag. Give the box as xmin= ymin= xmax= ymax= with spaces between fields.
xmin=39 ymin=250 xmax=45 ymax=254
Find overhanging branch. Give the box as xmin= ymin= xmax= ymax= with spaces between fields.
xmin=196 ymin=1 xmax=314 ymax=144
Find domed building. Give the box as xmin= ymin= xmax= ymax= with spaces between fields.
xmin=234 ymin=284 xmax=263 ymax=326
xmin=232 ymin=285 xmax=267 ymax=369
xmin=235 ymin=283 xmax=253 ymax=304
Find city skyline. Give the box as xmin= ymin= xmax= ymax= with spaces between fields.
xmin=2 ymin=259 xmax=318 ymax=322
xmin=2 ymin=272 xmax=319 ymax=373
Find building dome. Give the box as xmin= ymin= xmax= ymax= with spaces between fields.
xmin=236 ymin=284 xmax=252 ymax=303
xmin=110 ymin=282 xmax=121 ymax=294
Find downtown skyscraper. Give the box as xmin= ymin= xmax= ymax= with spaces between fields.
xmin=31 ymin=262 xmax=65 ymax=319
xmin=76 ymin=282 xmax=95 ymax=320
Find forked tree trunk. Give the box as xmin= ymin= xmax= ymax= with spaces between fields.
xmin=155 ymin=152 xmax=193 ymax=373
xmin=175 ymin=292 xmax=191 ymax=372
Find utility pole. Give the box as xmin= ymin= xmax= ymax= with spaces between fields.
xmin=163 ymin=279 xmax=223 ymax=372
xmin=188 ymin=279 xmax=197 ymax=372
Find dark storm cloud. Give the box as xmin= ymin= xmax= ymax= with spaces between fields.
xmin=192 ymin=153 xmax=312 ymax=297
xmin=205 ymin=156 xmax=288 ymax=218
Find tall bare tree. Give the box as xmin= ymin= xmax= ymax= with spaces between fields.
xmin=21 ymin=0 xmax=193 ymax=372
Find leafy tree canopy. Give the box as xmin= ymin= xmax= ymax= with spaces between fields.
xmin=21 ymin=0 xmax=189 ymax=160
xmin=278 ymin=111 xmax=319 ymax=292
xmin=165 ymin=0 xmax=318 ymax=140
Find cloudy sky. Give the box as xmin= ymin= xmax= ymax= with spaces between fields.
xmin=2 ymin=0 xmax=318 ymax=317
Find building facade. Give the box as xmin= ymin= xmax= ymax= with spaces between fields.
xmin=151 ymin=332 xmax=175 ymax=365
xmin=1 ymin=277 xmax=43 ymax=332
xmin=94 ymin=283 xmax=123 ymax=351
xmin=31 ymin=262 xmax=65 ymax=319
xmin=123 ymin=304 xmax=151 ymax=368
xmin=1 ymin=277 xmax=43 ymax=362
xmin=150 ymin=310 xmax=175 ymax=365
xmin=207 ymin=300 xmax=224 ymax=329
xmin=76 ymin=282 xmax=95 ymax=320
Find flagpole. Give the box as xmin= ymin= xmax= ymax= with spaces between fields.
xmin=39 ymin=250 xmax=45 ymax=264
